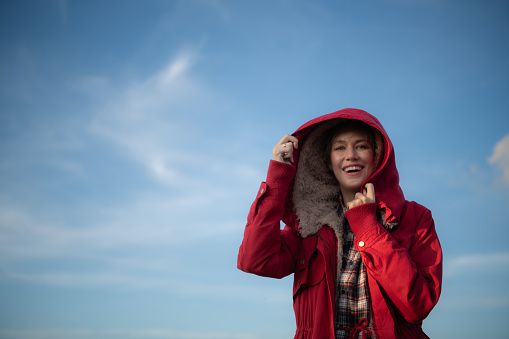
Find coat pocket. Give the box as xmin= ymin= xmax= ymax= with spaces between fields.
xmin=293 ymin=247 xmax=326 ymax=301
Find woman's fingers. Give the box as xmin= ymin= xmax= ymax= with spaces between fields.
xmin=273 ymin=135 xmax=299 ymax=164
xmin=347 ymin=198 xmax=363 ymax=210
xmin=365 ymin=183 xmax=375 ymax=202
xmin=347 ymin=184 xmax=376 ymax=210
xmin=277 ymin=135 xmax=298 ymax=148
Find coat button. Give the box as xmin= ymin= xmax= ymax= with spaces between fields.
xmin=300 ymin=259 xmax=305 ymax=265
xmin=358 ymin=241 xmax=365 ymax=247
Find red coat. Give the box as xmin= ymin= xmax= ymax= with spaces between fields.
xmin=238 ymin=109 xmax=442 ymax=339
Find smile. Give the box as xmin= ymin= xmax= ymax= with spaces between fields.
xmin=343 ymin=166 xmax=363 ymax=173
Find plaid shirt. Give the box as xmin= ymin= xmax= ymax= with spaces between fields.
xmin=335 ymin=221 xmax=375 ymax=339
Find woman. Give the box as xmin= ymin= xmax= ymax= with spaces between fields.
xmin=237 ymin=108 xmax=442 ymax=339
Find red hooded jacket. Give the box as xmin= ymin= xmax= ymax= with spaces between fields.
xmin=238 ymin=108 xmax=442 ymax=339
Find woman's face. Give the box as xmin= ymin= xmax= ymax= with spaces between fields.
xmin=329 ymin=129 xmax=375 ymax=200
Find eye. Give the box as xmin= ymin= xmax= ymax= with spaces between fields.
xmin=334 ymin=146 xmax=345 ymax=151
xmin=356 ymin=143 xmax=370 ymax=150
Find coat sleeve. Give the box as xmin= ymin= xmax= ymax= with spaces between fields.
xmin=345 ymin=202 xmax=442 ymax=324
xmin=237 ymin=160 xmax=300 ymax=279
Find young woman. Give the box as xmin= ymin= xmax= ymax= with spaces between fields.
xmin=238 ymin=108 xmax=442 ymax=339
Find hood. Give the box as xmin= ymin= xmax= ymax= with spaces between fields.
xmin=287 ymin=108 xmax=405 ymax=238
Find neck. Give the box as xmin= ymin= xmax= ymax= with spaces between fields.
xmin=340 ymin=190 xmax=357 ymax=204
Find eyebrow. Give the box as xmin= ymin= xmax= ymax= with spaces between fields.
xmin=332 ymin=138 xmax=368 ymax=144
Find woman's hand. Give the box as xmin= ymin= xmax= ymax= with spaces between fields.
xmin=273 ymin=134 xmax=299 ymax=164
xmin=347 ymin=183 xmax=376 ymax=209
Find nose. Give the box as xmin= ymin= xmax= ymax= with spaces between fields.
xmin=345 ymin=146 xmax=358 ymax=160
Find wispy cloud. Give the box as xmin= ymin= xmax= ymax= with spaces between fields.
xmin=439 ymin=294 xmax=509 ymax=310
xmin=488 ymin=133 xmax=509 ymax=185
xmin=445 ymin=252 xmax=509 ymax=277
xmin=90 ymin=50 xmax=201 ymax=187
xmin=0 ymin=48 xmax=263 ymax=291
xmin=57 ymin=0 xmax=68 ymax=22
xmin=158 ymin=51 xmax=195 ymax=85
xmin=87 ymin=48 xmax=261 ymax=188
xmin=0 ymin=199 xmax=225 ymax=290
xmin=0 ymin=328 xmax=258 ymax=339
xmin=440 ymin=252 xmax=509 ymax=311
xmin=0 ymin=191 xmax=240 ymax=260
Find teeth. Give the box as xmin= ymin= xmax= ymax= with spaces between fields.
xmin=344 ymin=166 xmax=362 ymax=172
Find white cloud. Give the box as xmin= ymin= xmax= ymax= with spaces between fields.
xmin=488 ymin=133 xmax=509 ymax=185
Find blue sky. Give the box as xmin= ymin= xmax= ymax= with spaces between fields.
xmin=1 ymin=0 xmax=508 ymax=338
